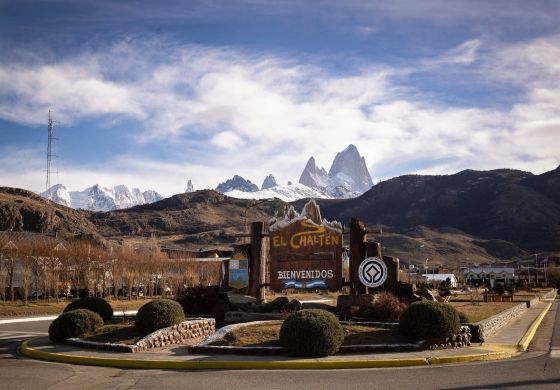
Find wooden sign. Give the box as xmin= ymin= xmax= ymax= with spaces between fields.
xmin=269 ymin=200 xmax=342 ymax=291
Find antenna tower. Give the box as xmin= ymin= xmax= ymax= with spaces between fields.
xmin=45 ymin=111 xmax=57 ymax=193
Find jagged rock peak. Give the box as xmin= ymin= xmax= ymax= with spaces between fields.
xmin=299 ymin=157 xmax=328 ymax=188
xmin=328 ymin=144 xmax=373 ymax=193
xmin=261 ymin=174 xmax=278 ymax=190
xmin=216 ymin=175 xmax=259 ymax=193
xmin=185 ymin=180 xmax=194 ymax=193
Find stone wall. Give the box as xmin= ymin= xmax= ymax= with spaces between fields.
xmin=470 ymin=303 xmax=527 ymax=342
xmin=67 ymin=318 xmax=215 ymax=353
xmin=133 ymin=318 xmax=215 ymax=351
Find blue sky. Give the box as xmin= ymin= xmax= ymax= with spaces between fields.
xmin=1 ymin=0 xmax=559 ymax=196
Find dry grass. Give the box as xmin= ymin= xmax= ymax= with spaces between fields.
xmin=0 ymin=298 xmax=153 ymax=318
xmin=210 ymin=322 xmax=417 ymax=347
xmin=449 ymin=301 xmax=517 ymax=323
xmin=85 ymin=320 xmax=143 ymax=345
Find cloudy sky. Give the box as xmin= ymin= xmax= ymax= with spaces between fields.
xmin=1 ymin=0 xmax=559 ymax=196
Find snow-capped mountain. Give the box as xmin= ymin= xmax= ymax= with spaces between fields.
xmin=216 ymin=175 xmax=259 ymax=193
xmin=185 ymin=180 xmax=194 ymax=193
xmin=41 ymin=184 xmax=163 ymax=211
xmin=220 ymin=145 xmax=373 ymax=202
xmin=261 ymin=174 xmax=278 ymax=190
xmin=224 ymin=183 xmax=332 ymax=202
xmin=299 ymin=144 xmax=373 ymax=198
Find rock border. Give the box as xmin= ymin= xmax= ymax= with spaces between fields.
xmin=67 ymin=318 xmax=215 ymax=353
xmin=188 ymin=320 xmax=424 ymax=355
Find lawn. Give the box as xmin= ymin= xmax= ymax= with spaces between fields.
xmin=448 ymin=301 xmax=517 ymax=323
xmin=210 ymin=321 xmax=417 ymax=347
xmin=0 ymin=298 xmax=154 ymax=318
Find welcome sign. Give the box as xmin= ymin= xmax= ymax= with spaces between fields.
xmin=269 ymin=200 xmax=342 ymax=291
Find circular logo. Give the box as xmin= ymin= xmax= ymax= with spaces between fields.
xmin=358 ymin=257 xmax=387 ymax=288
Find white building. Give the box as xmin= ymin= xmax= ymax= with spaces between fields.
xmin=422 ymin=273 xmax=458 ymax=288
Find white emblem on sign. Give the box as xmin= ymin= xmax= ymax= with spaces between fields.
xmin=358 ymin=257 xmax=387 ymax=288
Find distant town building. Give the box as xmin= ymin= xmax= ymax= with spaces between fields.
xmin=422 ymin=273 xmax=458 ymax=288
xmin=464 ymin=267 xmax=515 ymax=288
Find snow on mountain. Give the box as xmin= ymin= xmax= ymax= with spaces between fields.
xmin=185 ymin=180 xmax=194 ymax=193
xmin=298 ymin=144 xmax=373 ymax=198
xmin=299 ymin=157 xmax=329 ymax=188
xmin=328 ymin=144 xmax=373 ymax=193
xmin=41 ymin=184 xmax=163 ymax=211
xmin=216 ymin=175 xmax=259 ymax=193
xmin=224 ymin=183 xmax=331 ymax=203
xmin=261 ymin=174 xmax=278 ymax=190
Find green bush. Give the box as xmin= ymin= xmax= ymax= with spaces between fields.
xmin=279 ymin=309 xmax=343 ymax=357
xmin=63 ymin=297 xmax=113 ymax=322
xmin=399 ymin=301 xmax=460 ymax=341
xmin=493 ymin=283 xmax=505 ymax=295
xmin=49 ymin=309 xmax=103 ymax=343
xmin=135 ymin=299 xmax=185 ymax=334
xmin=175 ymin=286 xmax=221 ymax=315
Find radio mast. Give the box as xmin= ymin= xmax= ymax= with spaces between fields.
xmin=45 ymin=110 xmax=56 ymax=193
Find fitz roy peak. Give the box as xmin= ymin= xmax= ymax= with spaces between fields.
xmin=41 ymin=184 xmax=163 ymax=211
xmin=299 ymin=144 xmax=373 ymax=198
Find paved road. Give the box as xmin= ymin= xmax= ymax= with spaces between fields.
xmin=1 ymin=303 xmax=560 ymax=389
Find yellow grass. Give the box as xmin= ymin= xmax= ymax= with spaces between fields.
xmin=449 ymin=301 xmax=517 ymax=323
xmin=210 ymin=322 xmax=416 ymax=347
xmin=0 ymin=298 xmax=154 ymax=318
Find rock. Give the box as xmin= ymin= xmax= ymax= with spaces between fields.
xmin=417 ymin=287 xmax=439 ymax=301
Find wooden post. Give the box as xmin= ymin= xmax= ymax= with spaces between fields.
xmin=350 ymin=219 xmax=367 ymax=294
xmin=249 ymin=222 xmax=266 ymax=301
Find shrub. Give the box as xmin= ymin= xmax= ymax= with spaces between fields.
xmin=399 ymin=301 xmax=460 ymax=341
xmin=365 ymin=292 xmax=407 ymax=321
xmin=49 ymin=309 xmax=103 ymax=343
xmin=279 ymin=309 xmax=343 ymax=357
xmin=175 ymin=286 xmax=221 ymax=315
xmin=494 ymin=283 xmax=505 ymax=296
xmin=64 ymin=297 xmax=113 ymax=322
xmin=135 ymin=299 xmax=185 ymax=334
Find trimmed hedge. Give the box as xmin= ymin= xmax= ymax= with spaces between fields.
xmin=49 ymin=309 xmax=103 ymax=343
xmin=279 ymin=309 xmax=343 ymax=357
xmin=135 ymin=299 xmax=185 ymax=334
xmin=63 ymin=297 xmax=113 ymax=322
xmin=399 ymin=301 xmax=460 ymax=341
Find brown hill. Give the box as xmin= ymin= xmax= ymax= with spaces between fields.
xmin=0 ymin=187 xmax=103 ymax=243
xmin=88 ymin=190 xmax=287 ymax=248
xmin=315 ymin=167 xmax=560 ymax=252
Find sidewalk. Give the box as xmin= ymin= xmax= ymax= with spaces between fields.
xmin=20 ymin=300 xmax=555 ymax=369
xmin=0 ymin=310 xmax=138 ymax=325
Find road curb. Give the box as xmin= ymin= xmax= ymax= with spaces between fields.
xmin=517 ymin=302 xmax=553 ymax=351
xmin=20 ymin=339 xmax=513 ymax=370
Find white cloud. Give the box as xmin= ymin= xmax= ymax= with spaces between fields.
xmin=0 ymin=35 xmax=559 ymax=196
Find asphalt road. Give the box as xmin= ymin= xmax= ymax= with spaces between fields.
xmin=1 ymin=303 xmax=560 ymax=390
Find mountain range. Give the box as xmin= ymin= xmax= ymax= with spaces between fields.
xmin=217 ymin=144 xmax=374 ymax=201
xmin=2 ymin=164 xmax=560 ymax=267
xmin=41 ymin=184 xmax=163 ymax=212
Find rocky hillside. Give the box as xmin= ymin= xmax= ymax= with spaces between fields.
xmin=316 ymin=167 xmax=560 ymax=252
xmin=0 ymin=187 xmax=103 ymax=243
xmin=89 ymin=190 xmax=286 ymax=246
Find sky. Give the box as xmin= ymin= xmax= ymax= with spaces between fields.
xmin=0 ymin=0 xmax=559 ymax=197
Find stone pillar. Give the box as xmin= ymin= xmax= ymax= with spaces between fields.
xmin=382 ymin=255 xmax=400 ymax=296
